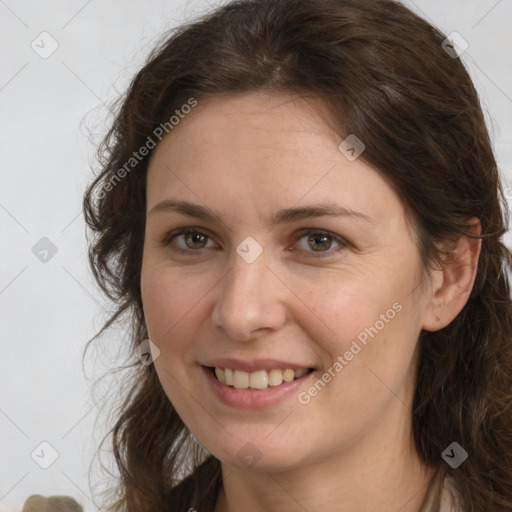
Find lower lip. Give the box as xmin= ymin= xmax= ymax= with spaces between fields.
xmin=202 ymin=366 xmax=315 ymax=409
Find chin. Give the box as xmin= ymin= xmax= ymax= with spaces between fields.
xmin=204 ymin=435 xmax=309 ymax=472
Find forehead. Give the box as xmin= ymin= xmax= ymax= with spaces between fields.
xmin=146 ymin=93 xmax=404 ymax=228
xmin=151 ymin=92 xmax=342 ymax=157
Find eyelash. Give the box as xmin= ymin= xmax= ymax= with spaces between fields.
xmin=161 ymin=227 xmax=349 ymax=258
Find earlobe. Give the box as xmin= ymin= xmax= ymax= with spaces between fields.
xmin=421 ymin=218 xmax=482 ymax=332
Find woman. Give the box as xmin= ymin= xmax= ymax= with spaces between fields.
xmin=83 ymin=0 xmax=512 ymax=510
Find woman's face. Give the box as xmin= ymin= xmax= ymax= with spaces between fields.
xmin=141 ymin=93 xmax=432 ymax=471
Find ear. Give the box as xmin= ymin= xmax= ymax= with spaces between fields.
xmin=421 ymin=218 xmax=482 ymax=332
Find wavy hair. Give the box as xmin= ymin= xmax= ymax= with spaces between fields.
xmin=83 ymin=0 xmax=512 ymax=510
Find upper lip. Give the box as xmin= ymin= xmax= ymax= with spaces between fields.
xmin=202 ymin=358 xmax=313 ymax=372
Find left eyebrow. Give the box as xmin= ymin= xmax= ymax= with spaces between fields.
xmin=147 ymin=199 xmax=374 ymax=226
xmin=271 ymin=204 xmax=374 ymax=225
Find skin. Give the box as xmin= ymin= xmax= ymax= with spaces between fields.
xmin=140 ymin=92 xmax=481 ymax=512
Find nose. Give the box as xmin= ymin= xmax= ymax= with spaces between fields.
xmin=211 ymin=252 xmax=288 ymax=341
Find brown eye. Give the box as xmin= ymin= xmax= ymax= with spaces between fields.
xmin=183 ymin=232 xmax=208 ymax=249
xmin=292 ymin=229 xmax=347 ymax=257
xmin=163 ymin=228 xmax=216 ymax=252
xmin=307 ymin=232 xmax=333 ymax=252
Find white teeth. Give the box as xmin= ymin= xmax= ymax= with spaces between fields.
xmin=249 ymin=370 xmax=268 ymax=390
xmin=233 ymin=370 xmax=249 ymax=389
xmin=215 ymin=367 xmax=225 ymax=382
xmin=225 ymin=368 xmax=234 ymax=386
xmin=268 ymin=368 xmax=283 ymax=387
xmin=213 ymin=367 xmax=311 ymax=389
xmin=294 ymin=368 xmax=308 ymax=378
xmin=282 ymin=369 xmax=295 ymax=382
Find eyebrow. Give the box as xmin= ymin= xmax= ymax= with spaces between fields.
xmin=148 ymin=199 xmax=373 ymax=225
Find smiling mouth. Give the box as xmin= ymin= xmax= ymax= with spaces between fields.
xmin=209 ymin=366 xmax=314 ymax=390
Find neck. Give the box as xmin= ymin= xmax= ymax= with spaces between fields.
xmin=214 ymin=411 xmax=435 ymax=512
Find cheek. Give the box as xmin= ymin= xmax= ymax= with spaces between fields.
xmin=288 ymin=267 xmax=405 ymax=358
xmin=140 ymin=266 xmax=210 ymax=424
xmin=141 ymin=265 xmax=206 ymax=347
xmin=289 ymin=261 xmax=422 ymax=401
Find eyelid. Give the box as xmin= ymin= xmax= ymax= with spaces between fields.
xmin=162 ymin=226 xmax=349 ymax=257
xmin=161 ymin=226 xmax=218 ymax=249
xmin=289 ymin=228 xmax=349 ymax=257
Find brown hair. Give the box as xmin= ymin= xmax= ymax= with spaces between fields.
xmin=83 ymin=0 xmax=512 ymax=510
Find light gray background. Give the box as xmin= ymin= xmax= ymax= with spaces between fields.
xmin=1 ymin=1 xmax=511 ymax=510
